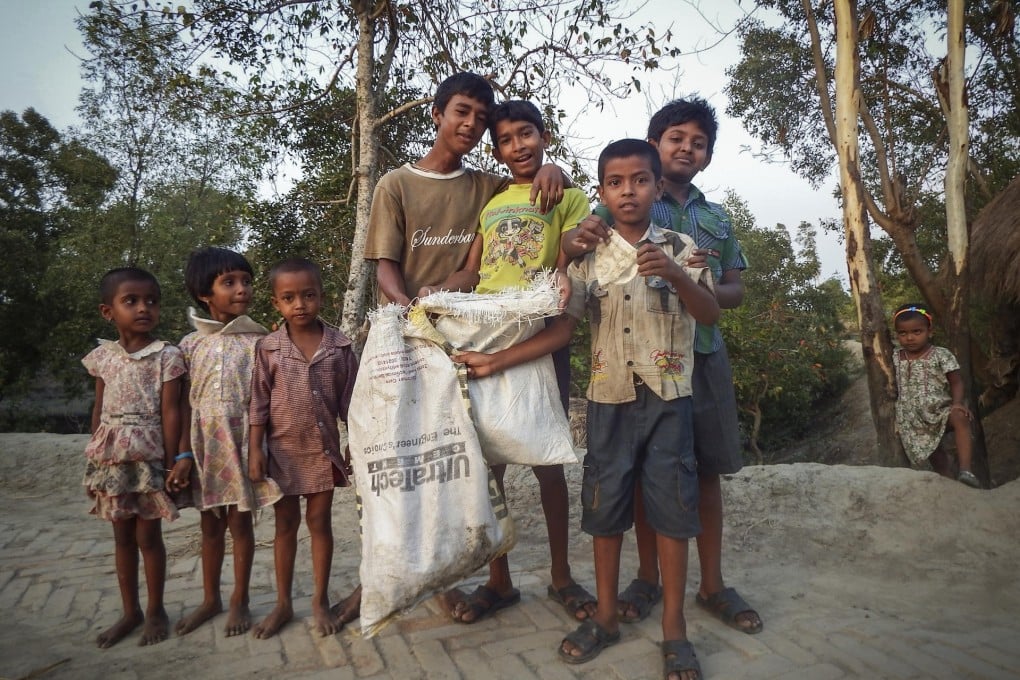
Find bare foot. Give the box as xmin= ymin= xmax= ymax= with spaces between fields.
xmin=96 ymin=610 xmax=143 ymax=648
xmin=312 ymin=601 xmax=339 ymax=636
xmin=252 ymin=603 xmax=293 ymax=639
xmin=139 ymin=609 xmax=170 ymax=646
xmin=329 ymin=585 xmax=361 ymax=629
xmin=175 ymin=600 xmax=222 ymax=636
xmin=224 ymin=602 xmax=252 ymax=637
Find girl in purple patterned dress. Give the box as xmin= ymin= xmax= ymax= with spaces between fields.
xmin=82 ymin=268 xmax=185 ymax=648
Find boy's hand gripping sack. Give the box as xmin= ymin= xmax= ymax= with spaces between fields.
xmin=348 ymin=305 xmax=515 ymax=637
xmin=417 ymin=273 xmax=578 ymax=467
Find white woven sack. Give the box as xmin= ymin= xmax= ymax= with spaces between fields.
xmin=433 ymin=314 xmax=578 ymax=467
xmin=348 ymin=305 xmax=515 ymax=637
xmin=417 ymin=274 xmax=577 ymax=467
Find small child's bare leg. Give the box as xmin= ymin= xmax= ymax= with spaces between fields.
xmin=136 ymin=517 xmax=169 ymax=646
xmin=176 ymin=510 xmax=226 ymax=635
xmin=930 ymin=448 xmax=953 ymax=478
xmin=97 ymin=519 xmax=144 ymax=649
xmin=306 ymin=490 xmax=338 ymax=636
xmin=253 ymin=496 xmax=299 ymax=639
xmin=225 ymin=506 xmax=254 ymax=636
xmin=949 ymin=408 xmax=974 ymax=473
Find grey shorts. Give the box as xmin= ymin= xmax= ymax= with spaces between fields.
xmin=693 ymin=346 xmax=744 ymax=476
xmin=582 ymin=386 xmax=700 ymax=540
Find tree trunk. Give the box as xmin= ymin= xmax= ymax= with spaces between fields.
xmin=340 ymin=4 xmax=381 ymax=345
xmin=942 ymin=0 xmax=989 ymax=483
xmin=833 ymin=0 xmax=907 ymax=467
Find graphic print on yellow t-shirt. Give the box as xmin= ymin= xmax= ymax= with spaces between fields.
xmin=483 ymin=215 xmax=546 ymax=272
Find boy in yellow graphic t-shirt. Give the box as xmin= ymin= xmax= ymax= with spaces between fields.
xmin=424 ymin=100 xmax=595 ymax=625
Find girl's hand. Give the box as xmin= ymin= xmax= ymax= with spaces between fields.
xmin=249 ymin=447 xmax=268 ymax=482
xmin=166 ymin=457 xmax=193 ymax=492
xmin=452 ymin=351 xmax=502 ymax=379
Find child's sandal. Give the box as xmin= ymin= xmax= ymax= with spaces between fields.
xmin=957 ymin=470 xmax=981 ymax=489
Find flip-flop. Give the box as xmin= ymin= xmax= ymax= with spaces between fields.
xmin=547 ymin=582 xmax=596 ymax=620
xmin=450 ymin=585 xmax=521 ymax=624
xmin=557 ymin=619 xmax=620 ymax=664
xmin=662 ymin=639 xmax=701 ymax=680
xmin=617 ymin=578 xmax=662 ymax=623
xmin=695 ymin=586 xmax=763 ymax=634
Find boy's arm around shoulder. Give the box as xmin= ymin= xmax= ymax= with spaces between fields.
xmin=531 ymin=163 xmax=574 ymax=214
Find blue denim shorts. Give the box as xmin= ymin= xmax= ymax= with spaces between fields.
xmin=582 ymin=385 xmax=700 ymax=540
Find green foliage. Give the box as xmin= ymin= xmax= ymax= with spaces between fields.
xmin=725 ymin=0 xmax=1020 ymax=255
xmin=0 ymin=109 xmax=117 ymax=401
xmin=244 ymin=83 xmax=432 ymax=324
xmin=719 ymin=192 xmax=853 ymax=458
xmin=83 ymin=1 xmax=684 ymax=331
xmin=23 ymin=7 xmax=270 ymax=394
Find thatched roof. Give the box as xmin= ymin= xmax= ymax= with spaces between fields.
xmin=972 ymin=174 xmax=1020 ymax=303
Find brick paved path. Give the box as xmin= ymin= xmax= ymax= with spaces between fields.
xmin=2 ymin=435 xmax=1018 ymax=679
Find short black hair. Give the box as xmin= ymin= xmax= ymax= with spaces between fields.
xmin=892 ymin=302 xmax=933 ymax=328
xmin=597 ymin=139 xmax=662 ymax=184
xmin=488 ymin=100 xmax=545 ymax=146
xmin=647 ymin=96 xmax=718 ymax=156
xmin=184 ymin=247 xmax=254 ymax=313
xmin=269 ymin=257 xmax=323 ymax=293
xmin=99 ymin=267 xmax=161 ymax=305
xmin=434 ymin=72 xmax=495 ymax=116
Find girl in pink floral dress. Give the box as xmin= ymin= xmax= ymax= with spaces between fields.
xmin=164 ymin=248 xmax=282 ymax=638
xmin=82 ymin=267 xmax=185 ymax=648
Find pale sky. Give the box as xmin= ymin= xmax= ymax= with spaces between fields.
xmin=0 ymin=0 xmax=849 ymax=283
